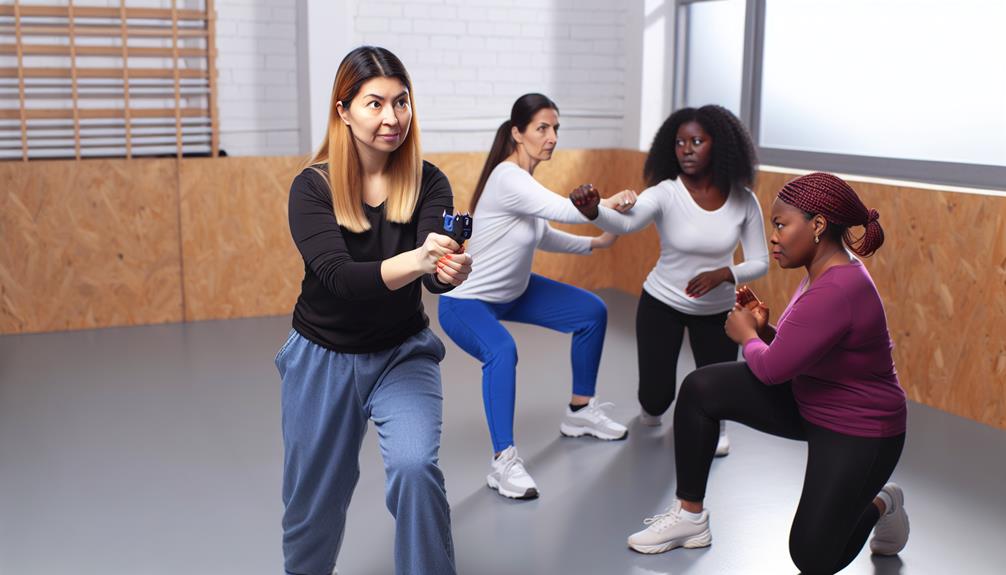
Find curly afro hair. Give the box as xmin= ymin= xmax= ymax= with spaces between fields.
xmin=643 ymin=105 xmax=757 ymax=192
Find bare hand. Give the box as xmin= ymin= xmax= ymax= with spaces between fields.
xmin=751 ymin=303 xmax=770 ymax=334
xmin=602 ymin=189 xmax=638 ymax=213
xmin=686 ymin=268 xmax=732 ymax=298
xmin=569 ymin=184 xmax=601 ymax=220
xmin=416 ymin=233 xmax=460 ymax=274
xmin=725 ymin=304 xmax=759 ymax=344
xmin=435 ymin=252 xmax=473 ymax=286
xmin=590 ymin=232 xmax=618 ymax=250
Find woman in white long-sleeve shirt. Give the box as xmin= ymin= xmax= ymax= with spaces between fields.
xmin=438 ymin=93 xmax=630 ymax=500
xmin=571 ymin=105 xmax=768 ymax=456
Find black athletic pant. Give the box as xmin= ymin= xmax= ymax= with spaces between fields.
xmin=636 ymin=289 xmax=738 ymax=416
xmin=673 ymin=361 xmax=905 ymax=575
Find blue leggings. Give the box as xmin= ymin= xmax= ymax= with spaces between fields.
xmin=438 ymin=274 xmax=607 ymax=453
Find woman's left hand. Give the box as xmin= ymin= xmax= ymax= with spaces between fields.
xmin=435 ymin=252 xmax=473 ymax=287
xmin=725 ymin=304 xmax=759 ymax=344
xmin=590 ymin=232 xmax=618 ymax=250
xmin=685 ymin=268 xmax=733 ymax=298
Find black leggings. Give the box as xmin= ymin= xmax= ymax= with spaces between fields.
xmin=674 ymin=361 xmax=905 ymax=575
xmin=636 ymin=289 xmax=738 ymax=416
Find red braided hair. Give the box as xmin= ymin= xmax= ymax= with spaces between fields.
xmin=778 ymin=172 xmax=885 ymax=257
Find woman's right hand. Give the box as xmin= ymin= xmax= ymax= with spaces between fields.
xmin=415 ymin=233 xmax=461 ymax=274
xmin=751 ymin=303 xmax=770 ymax=334
xmin=569 ymin=184 xmax=601 ymax=220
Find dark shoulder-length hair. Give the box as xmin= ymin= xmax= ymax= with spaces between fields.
xmin=470 ymin=93 xmax=559 ymax=213
xmin=643 ymin=104 xmax=756 ymax=193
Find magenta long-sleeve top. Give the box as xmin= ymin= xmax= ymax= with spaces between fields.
xmin=743 ymin=261 xmax=907 ymax=437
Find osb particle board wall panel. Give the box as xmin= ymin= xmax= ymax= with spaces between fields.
xmin=0 ymin=159 xmax=183 ymax=333
xmin=744 ymin=171 xmax=1006 ymax=430
xmin=3 ymin=153 xmax=1002 ymax=429
xmin=178 ymin=156 xmax=305 ymax=322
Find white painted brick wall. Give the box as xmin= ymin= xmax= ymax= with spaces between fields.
xmin=351 ymin=0 xmax=629 ymax=152
xmin=4 ymin=0 xmax=639 ymax=157
xmin=214 ymin=0 xmax=301 ymax=157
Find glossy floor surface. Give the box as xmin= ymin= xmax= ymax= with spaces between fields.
xmin=2 ymin=290 xmax=1003 ymax=575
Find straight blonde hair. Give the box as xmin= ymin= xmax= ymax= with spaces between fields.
xmin=307 ymin=46 xmax=422 ymax=233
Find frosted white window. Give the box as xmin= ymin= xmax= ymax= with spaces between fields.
xmin=682 ymin=0 xmax=746 ymax=116
xmin=760 ymin=0 xmax=1006 ymax=167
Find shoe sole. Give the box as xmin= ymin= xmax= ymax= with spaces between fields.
xmin=486 ymin=475 xmax=539 ymax=500
xmin=559 ymin=423 xmax=629 ymax=440
xmin=628 ymin=529 xmax=712 ymax=554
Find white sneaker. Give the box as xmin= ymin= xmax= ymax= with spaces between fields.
xmin=627 ymin=500 xmax=712 ymax=554
xmin=870 ymin=483 xmax=909 ymax=555
xmin=638 ymin=407 xmax=662 ymax=427
xmin=486 ymin=446 xmax=539 ymax=500
xmin=715 ymin=421 xmax=730 ymax=457
xmin=560 ymin=398 xmax=629 ymax=440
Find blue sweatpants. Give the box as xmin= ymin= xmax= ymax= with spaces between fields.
xmin=437 ymin=273 xmax=608 ymax=453
xmin=275 ymin=327 xmax=456 ymax=575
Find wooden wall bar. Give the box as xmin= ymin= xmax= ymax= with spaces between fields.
xmin=0 ymin=152 xmax=1003 ymax=429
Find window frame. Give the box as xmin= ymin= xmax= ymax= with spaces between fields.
xmin=673 ymin=0 xmax=1006 ymax=190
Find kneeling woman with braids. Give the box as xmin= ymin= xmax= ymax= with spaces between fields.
xmin=626 ymin=172 xmax=910 ymax=575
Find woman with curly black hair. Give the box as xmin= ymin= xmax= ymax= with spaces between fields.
xmin=571 ymin=105 xmax=768 ymax=455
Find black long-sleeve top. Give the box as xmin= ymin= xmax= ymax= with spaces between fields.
xmin=289 ymin=161 xmax=455 ymax=353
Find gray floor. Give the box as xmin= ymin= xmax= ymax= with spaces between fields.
xmin=1 ymin=290 xmax=1004 ymax=575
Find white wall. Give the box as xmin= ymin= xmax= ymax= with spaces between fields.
xmin=345 ymin=0 xmax=631 ymax=153
xmin=214 ymin=0 xmax=301 ymax=156
xmin=0 ymin=0 xmax=672 ymax=158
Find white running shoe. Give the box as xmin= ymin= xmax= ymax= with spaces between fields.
xmin=715 ymin=421 xmax=730 ymax=457
xmin=639 ymin=407 xmax=662 ymax=427
xmin=487 ymin=446 xmax=539 ymax=500
xmin=870 ymin=483 xmax=909 ymax=555
xmin=627 ymin=500 xmax=712 ymax=554
xmin=560 ymin=398 xmax=629 ymax=440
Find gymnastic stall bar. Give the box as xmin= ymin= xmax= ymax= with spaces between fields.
xmin=0 ymin=0 xmax=219 ymax=161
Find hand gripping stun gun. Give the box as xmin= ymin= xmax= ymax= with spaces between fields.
xmin=735 ymin=285 xmax=762 ymax=311
xmin=442 ymin=210 xmax=473 ymax=248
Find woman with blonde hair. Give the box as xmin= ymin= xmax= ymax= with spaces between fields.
xmin=275 ymin=46 xmax=471 ymax=575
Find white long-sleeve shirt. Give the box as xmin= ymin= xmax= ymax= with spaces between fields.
xmin=599 ymin=177 xmax=769 ymax=315
xmin=447 ymin=161 xmax=624 ymax=303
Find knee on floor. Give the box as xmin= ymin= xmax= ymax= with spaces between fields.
xmin=789 ymin=533 xmax=840 ymax=575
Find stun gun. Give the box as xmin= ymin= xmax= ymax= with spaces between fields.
xmin=735 ymin=285 xmax=762 ymax=311
xmin=442 ymin=210 xmax=473 ymax=246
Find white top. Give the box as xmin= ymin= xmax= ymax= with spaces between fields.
xmin=598 ymin=177 xmax=769 ymax=315
xmin=447 ymin=161 xmax=624 ymax=303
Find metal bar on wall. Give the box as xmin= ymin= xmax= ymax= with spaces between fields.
xmin=206 ymin=0 xmax=219 ymax=157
